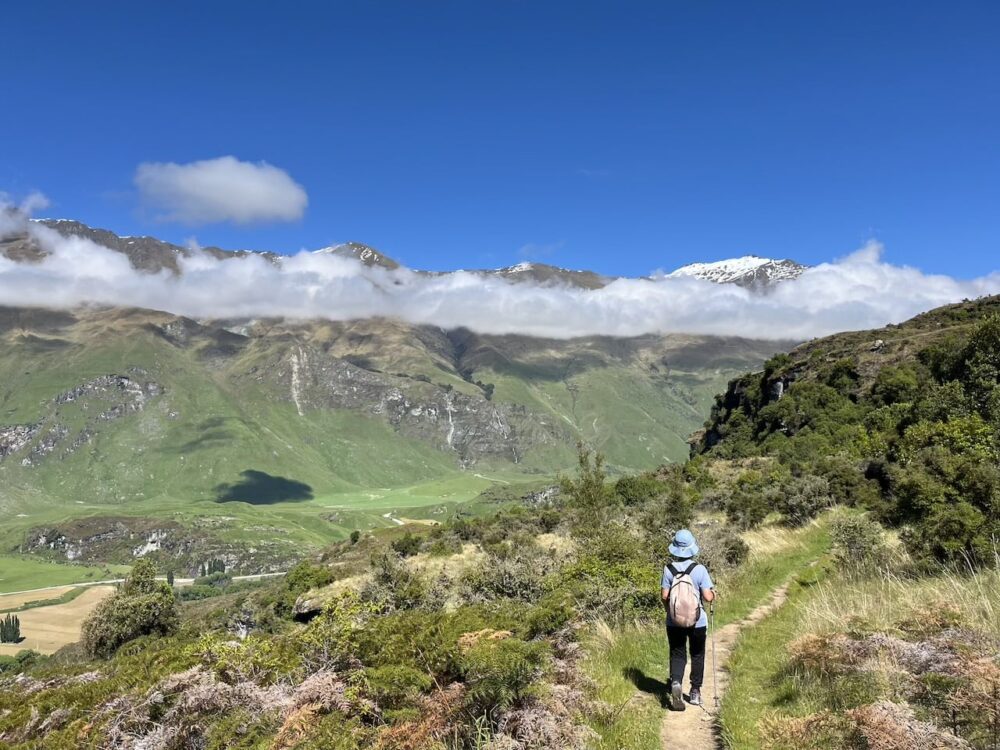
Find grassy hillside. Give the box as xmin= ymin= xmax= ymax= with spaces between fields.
xmin=683 ymin=295 xmax=1000 ymax=748
xmin=0 ymin=305 xmax=782 ymax=577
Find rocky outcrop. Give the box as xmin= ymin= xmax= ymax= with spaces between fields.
xmin=0 ymin=372 xmax=163 ymax=466
xmin=20 ymin=516 xmax=293 ymax=574
xmin=0 ymin=424 xmax=40 ymax=458
xmin=261 ymin=346 xmax=565 ymax=466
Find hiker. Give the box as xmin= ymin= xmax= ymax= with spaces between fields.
xmin=661 ymin=528 xmax=715 ymax=711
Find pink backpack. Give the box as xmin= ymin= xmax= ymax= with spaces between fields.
xmin=667 ymin=563 xmax=702 ymax=628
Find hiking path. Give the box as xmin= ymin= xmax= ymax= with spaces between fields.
xmin=659 ymin=582 xmax=790 ymax=750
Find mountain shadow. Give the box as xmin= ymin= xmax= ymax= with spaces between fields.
xmin=214 ymin=470 xmax=314 ymax=505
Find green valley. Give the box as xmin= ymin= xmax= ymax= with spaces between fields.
xmin=0 ymin=304 xmax=784 ymax=580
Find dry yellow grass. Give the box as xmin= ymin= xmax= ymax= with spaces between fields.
xmin=537 ymin=531 xmax=576 ymax=552
xmin=800 ymin=564 xmax=1000 ymax=637
xmin=0 ymin=586 xmax=76 ymax=611
xmin=407 ymin=543 xmax=485 ymax=577
xmin=0 ymin=585 xmax=113 ymax=655
xmin=742 ymin=523 xmax=809 ymax=560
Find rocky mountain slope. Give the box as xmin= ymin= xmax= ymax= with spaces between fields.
xmin=0 ymin=301 xmax=786 ymax=571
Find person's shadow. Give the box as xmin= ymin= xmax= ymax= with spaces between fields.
xmin=624 ymin=667 xmax=670 ymax=708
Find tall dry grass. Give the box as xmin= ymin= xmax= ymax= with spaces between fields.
xmin=800 ymin=551 xmax=1000 ymax=637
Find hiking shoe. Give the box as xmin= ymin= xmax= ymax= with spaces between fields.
xmin=670 ymin=681 xmax=685 ymax=711
xmin=689 ymin=688 xmax=703 ymax=706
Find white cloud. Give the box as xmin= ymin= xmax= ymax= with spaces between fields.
xmin=0 ymin=190 xmax=49 ymax=216
xmin=134 ymin=156 xmax=308 ymax=225
xmin=1 ymin=208 xmax=999 ymax=341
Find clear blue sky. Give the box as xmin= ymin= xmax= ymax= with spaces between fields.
xmin=2 ymin=1 xmax=997 ymax=277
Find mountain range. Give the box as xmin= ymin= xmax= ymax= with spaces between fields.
xmin=0 ymin=217 xmax=798 ymax=572
xmin=4 ymin=217 xmax=806 ymax=290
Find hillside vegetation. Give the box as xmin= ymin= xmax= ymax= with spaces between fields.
xmin=0 ymin=446 xmax=709 ymax=749
xmin=696 ymin=294 xmax=1000 ymax=564
xmin=3 ymin=297 xmax=998 ymax=749
xmin=0 ymin=304 xmax=781 ymax=576
xmin=690 ymin=295 xmax=1000 ymax=748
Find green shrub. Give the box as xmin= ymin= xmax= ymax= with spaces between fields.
xmin=724 ymin=490 xmax=772 ymax=530
xmin=81 ymin=559 xmax=179 ymax=658
xmin=829 ymin=515 xmax=890 ymax=574
xmin=461 ymin=542 xmax=554 ymax=604
xmin=524 ymin=597 xmax=574 ymax=638
xmin=365 ymin=664 xmax=433 ymax=709
xmin=391 ymin=532 xmax=422 ymax=558
xmin=0 ymin=650 xmax=39 ymax=674
xmin=561 ymin=442 xmax=617 ymax=529
xmin=614 ymin=474 xmax=662 ymax=506
xmin=276 ymin=560 xmax=335 ymax=616
xmin=460 ymin=637 xmax=548 ymax=712
xmin=425 ymin=534 xmax=464 ymax=557
xmin=362 ymin=552 xmax=428 ymax=612
xmin=298 ymin=591 xmax=376 ymax=672
xmin=196 ymin=632 xmax=301 ymax=684
xmin=776 ymin=475 xmax=834 ymax=526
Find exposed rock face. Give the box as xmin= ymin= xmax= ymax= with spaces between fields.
xmin=476 ymin=261 xmax=611 ymax=290
xmin=311 ymin=241 xmax=400 ymax=270
xmin=0 ymin=425 xmax=40 ymax=458
xmin=0 ymin=372 xmax=163 ymax=467
xmin=258 ymin=344 xmax=563 ymax=465
xmin=20 ymin=516 xmax=292 ymax=574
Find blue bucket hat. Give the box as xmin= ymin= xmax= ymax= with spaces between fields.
xmin=669 ymin=529 xmax=699 ymax=559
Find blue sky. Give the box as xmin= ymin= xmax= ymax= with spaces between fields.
xmin=2 ymin=1 xmax=997 ymax=277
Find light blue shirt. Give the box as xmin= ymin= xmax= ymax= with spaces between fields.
xmin=661 ymin=559 xmax=714 ymax=628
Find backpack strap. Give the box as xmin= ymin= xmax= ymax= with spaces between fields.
xmin=669 ymin=562 xmax=700 ymax=578
xmin=683 ymin=563 xmax=702 ymax=578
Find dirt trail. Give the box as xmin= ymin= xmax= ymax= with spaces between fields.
xmin=659 ymin=583 xmax=790 ymax=750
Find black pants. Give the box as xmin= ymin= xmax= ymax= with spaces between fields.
xmin=667 ymin=625 xmax=707 ymax=689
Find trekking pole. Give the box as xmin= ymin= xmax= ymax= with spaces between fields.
xmin=711 ymin=602 xmax=719 ymax=709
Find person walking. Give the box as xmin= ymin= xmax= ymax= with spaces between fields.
xmin=661 ymin=529 xmax=715 ymax=711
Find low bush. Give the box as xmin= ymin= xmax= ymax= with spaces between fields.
xmin=777 ymin=475 xmax=834 ymax=526
xmin=829 ymin=515 xmax=891 ymax=574
xmin=81 ymin=559 xmax=180 ymax=658
xmin=460 ymin=636 xmax=548 ymax=713
xmin=390 ymin=533 xmax=422 ymax=558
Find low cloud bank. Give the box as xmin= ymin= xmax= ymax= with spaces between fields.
xmin=134 ymin=156 xmax=308 ymax=226
xmin=2 ymin=211 xmax=998 ymax=340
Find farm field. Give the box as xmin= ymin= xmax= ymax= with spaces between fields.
xmin=0 ymin=586 xmax=113 ymax=655
xmin=0 ymin=586 xmax=77 ymax=611
xmin=0 ymin=556 xmax=127 ymax=595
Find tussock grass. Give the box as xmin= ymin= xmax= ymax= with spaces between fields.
xmin=741 ymin=524 xmax=807 ymax=560
xmin=721 ymin=546 xmax=1000 ymax=749
xmin=801 ymin=558 xmax=1000 ymax=638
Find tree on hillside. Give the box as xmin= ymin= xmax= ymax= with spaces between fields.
xmin=81 ymin=559 xmax=179 ymax=658
xmin=560 ymin=441 xmax=616 ymax=529
xmin=0 ymin=614 xmax=20 ymax=644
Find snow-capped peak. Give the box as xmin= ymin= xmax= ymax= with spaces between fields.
xmin=497 ymin=262 xmax=535 ymax=273
xmin=668 ymin=255 xmax=806 ymax=288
